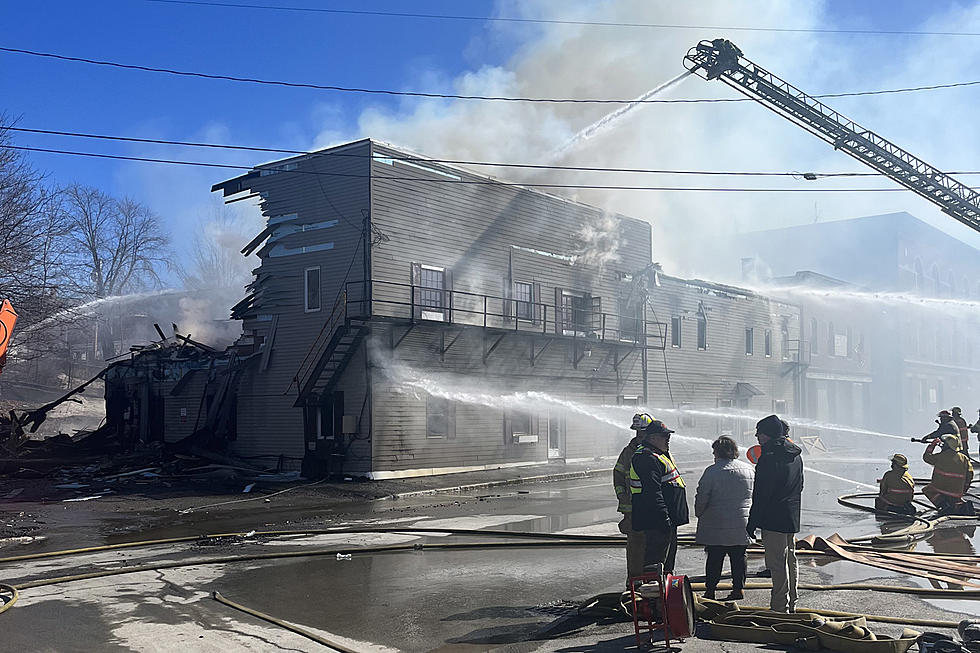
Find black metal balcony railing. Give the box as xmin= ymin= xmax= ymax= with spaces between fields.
xmin=344 ymin=279 xmax=666 ymax=347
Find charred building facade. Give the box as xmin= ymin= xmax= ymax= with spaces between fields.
xmin=213 ymin=140 xmax=800 ymax=478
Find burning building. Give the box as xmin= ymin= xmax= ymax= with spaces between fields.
xmin=210 ymin=139 xmax=802 ymax=478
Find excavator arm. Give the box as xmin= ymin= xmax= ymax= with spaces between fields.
xmin=683 ymin=39 xmax=980 ymax=234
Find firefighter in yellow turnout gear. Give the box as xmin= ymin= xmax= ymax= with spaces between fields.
xmin=922 ymin=434 xmax=974 ymax=514
xmin=629 ymin=419 xmax=689 ymax=574
xmin=875 ymin=453 xmax=915 ymax=515
xmin=614 ymin=413 xmax=652 ymax=582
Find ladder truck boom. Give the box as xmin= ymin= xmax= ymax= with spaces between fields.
xmin=683 ymin=39 xmax=980 ymax=235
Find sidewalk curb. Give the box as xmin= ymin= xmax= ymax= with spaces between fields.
xmin=389 ymin=467 xmax=609 ymax=499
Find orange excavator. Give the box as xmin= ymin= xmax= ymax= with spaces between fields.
xmin=0 ymin=299 xmax=19 ymax=374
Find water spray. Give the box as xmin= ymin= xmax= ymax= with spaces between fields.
xmin=550 ymin=71 xmax=693 ymax=159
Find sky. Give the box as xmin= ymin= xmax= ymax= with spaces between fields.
xmin=3 ymin=0 xmax=980 ymax=279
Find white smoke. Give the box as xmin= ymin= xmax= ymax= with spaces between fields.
xmin=318 ymin=1 xmax=980 ymax=277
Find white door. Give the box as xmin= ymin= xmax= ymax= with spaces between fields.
xmin=548 ymin=414 xmax=565 ymax=460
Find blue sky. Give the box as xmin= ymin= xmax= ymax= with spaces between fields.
xmin=2 ymin=0 xmax=979 ymax=273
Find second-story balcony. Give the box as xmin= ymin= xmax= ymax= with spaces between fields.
xmin=345 ymin=279 xmax=666 ymax=348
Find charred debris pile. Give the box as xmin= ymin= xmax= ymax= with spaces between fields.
xmin=0 ymin=326 xmax=288 ymax=487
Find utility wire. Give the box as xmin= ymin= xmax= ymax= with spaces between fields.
xmin=142 ymin=0 xmax=980 ymax=38
xmin=3 ymin=46 xmax=980 ymax=104
xmin=3 ymin=144 xmax=970 ymax=193
xmin=6 ymin=126 xmax=980 ymax=179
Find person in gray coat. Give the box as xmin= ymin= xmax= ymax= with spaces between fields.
xmin=695 ymin=436 xmax=755 ymax=600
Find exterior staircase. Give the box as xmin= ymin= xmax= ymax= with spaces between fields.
xmin=293 ymin=320 xmax=368 ymax=407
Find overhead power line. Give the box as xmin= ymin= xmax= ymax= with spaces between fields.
xmin=143 ymin=0 xmax=980 ymax=38
xmin=3 ymin=143 xmax=968 ymax=193
xmin=2 ymin=46 xmax=979 ymax=104
xmin=7 ymin=125 xmax=980 ymax=178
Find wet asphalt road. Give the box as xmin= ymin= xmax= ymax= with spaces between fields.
xmin=1 ymin=452 xmax=977 ymax=652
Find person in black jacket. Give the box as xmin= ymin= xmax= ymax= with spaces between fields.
xmin=747 ymin=414 xmax=803 ymax=613
xmin=629 ymin=419 xmax=689 ymax=574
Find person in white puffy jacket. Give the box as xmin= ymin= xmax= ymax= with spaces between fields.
xmin=694 ymin=436 xmax=755 ymax=600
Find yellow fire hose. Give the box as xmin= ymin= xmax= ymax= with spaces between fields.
xmin=0 ymin=484 xmax=976 ymax=645
xmin=689 ymin=580 xmax=980 ymax=600
xmin=212 ymin=591 xmax=357 ymax=652
xmin=0 ymin=584 xmax=18 ymax=615
xmin=724 ymin=605 xmax=959 ymax=629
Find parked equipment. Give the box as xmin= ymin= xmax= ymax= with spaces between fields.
xmin=628 ymin=565 xmax=695 ymax=648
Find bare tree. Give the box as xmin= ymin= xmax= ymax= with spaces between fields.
xmin=62 ymin=185 xmax=171 ymax=359
xmin=178 ymin=200 xmax=258 ymax=292
xmin=0 ymin=119 xmax=76 ymax=378
xmin=63 ymin=185 xmax=170 ymax=297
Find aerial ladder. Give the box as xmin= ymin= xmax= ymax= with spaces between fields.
xmin=683 ymin=39 xmax=980 ymax=235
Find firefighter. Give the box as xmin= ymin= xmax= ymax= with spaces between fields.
xmin=876 ymin=453 xmax=915 ymax=515
xmin=971 ymin=409 xmax=980 ymax=457
xmin=629 ymin=419 xmax=689 ymax=574
xmin=922 ymin=434 xmax=974 ymax=515
xmin=951 ymin=407 xmax=970 ymax=453
xmin=614 ymin=413 xmax=653 ymax=582
xmin=926 ymin=410 xmax=959 ymax=441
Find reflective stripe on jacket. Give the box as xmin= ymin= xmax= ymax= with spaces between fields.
xmin=629 ymin=443 xmax=689 ymax=532
xmin=629 ymin=449 xmax=685 ymax=494
xmin=953 ymin=416 xmax=970 ymax=450
xmin=878 ymin=468 xmax=914 ymax=506
xmin=613 ymin=438 xmax=641 ymax=513
xmin=923 ymin=444 xmax=974 ymax=499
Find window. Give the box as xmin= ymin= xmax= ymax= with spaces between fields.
xmin=827 ymin=321 xmax=835 ymax=356
xmin=619 ymin=298 xmax=642 ymax=341
xmin=413 ymin=263 xmax=449 ymax=321
xmin=764 ymin=329 xmax=772 ymax=357
xmin=697 ymin=315 xmax=707 ymax=350
xmin=671 ymin=316 xmax=682 ymax=347
xmin=810 ymin=318 xmax=819 ymax=355
xmin=773 ymin=399 xmax=787 ymax=413
xmin=304 ymin=267 xmax=321 ymax=312
xmin=426 ymin=396 xmax=452 ymax=438
xmin=508 ymin=411 xmax=539 ymax=443
xmin=513 ymin=281 xmax=533 ymax=321
xmin=744 ymin=328 xmax=754 ymax=355
xmin=557 ymin=289 xmax=598 ymax=334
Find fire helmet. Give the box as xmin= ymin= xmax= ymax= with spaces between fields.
xmin=941 ymin=434 xmax=961 ymax=451
xmin=630 ymin=413 xmax=654 ymax=431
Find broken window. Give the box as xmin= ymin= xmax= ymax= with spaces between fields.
xmin=697 ymin=315 xmax=707 ymax=350
xmin=305 ymin=267 xmax=320 ymax=312
xmin=618 ymin=297 xmax=641 ymax=342
xmin=556 ymin=289 xmax=599 ymax=335
xmin=764 ymin=329 xmax=772 ymax=357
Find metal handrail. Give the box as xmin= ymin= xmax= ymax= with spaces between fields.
xmin=344 ymin=279 xmax=666 ymax=345
xmin=291 ymin=290 xmax=347 ymax=395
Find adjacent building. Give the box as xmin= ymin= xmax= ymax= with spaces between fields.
xmin=717 ymin=212 xmax=980 ymax=437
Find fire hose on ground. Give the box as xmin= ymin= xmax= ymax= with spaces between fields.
xmin=0 ymin=486 xmax=978 ymax=647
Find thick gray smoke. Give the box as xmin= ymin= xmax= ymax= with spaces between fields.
xmin=319 ymin=0 xmax=980 ymax=277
